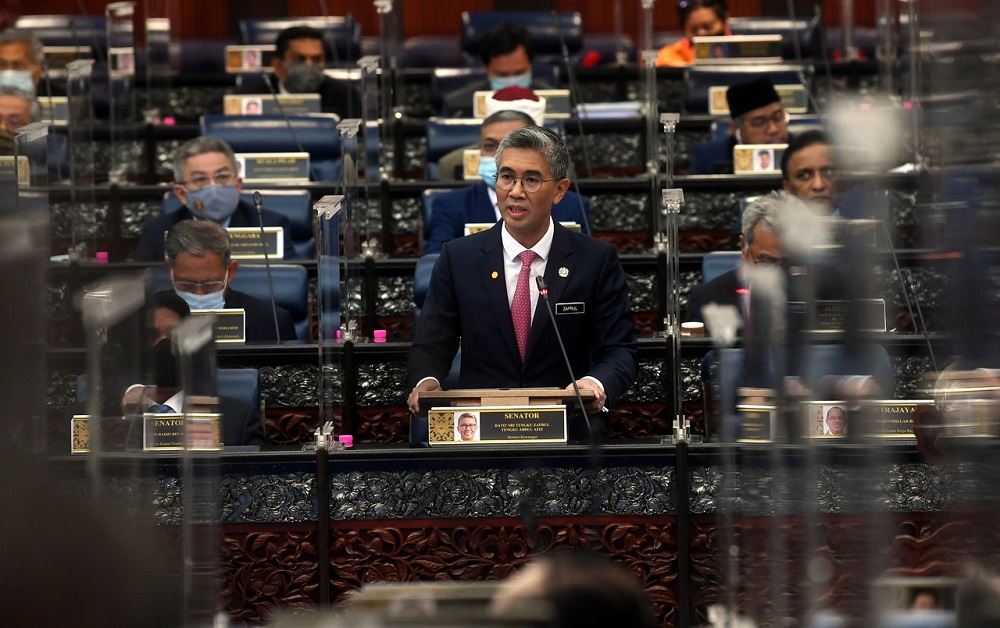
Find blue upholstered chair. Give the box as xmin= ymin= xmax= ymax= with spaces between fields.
xmin=420 ymin=188 xmax=455 ymax=242
xmin=413 ymin=253 xmax=460 ymax=391
xmin=425 ymin=118 xmax=481 ymax=180
xmin=200 ymin=114 xmax=342 ymax=182
xmin=14 ymin=15 xmax=107 ymax=58
xmin=459 ymin=11 xmax=583 ymax=66
xmin=239 ymin=16 xmax=361 ymax=67
xmin=702 ymin=251 xmax=742 ymax=284
xmin=727 ymin=15 xmax=823 ymax=60
xmin=150 ymin=264 xmax=310 ymax=343
xmin=683 ymin=64 xmax=815 ymax=114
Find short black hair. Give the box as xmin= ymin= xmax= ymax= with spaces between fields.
xmin=479 ymin=22 xmax=534 ymax=65
xmin=275 ymin=26 xmax=325 ymax=60
xmin=154 ymin=291 xmax=190 ymax=320
xmin=677 ymin=0 xmax=728 ymax=25
xmin=780 ymin=129 xmax=829 ymax=180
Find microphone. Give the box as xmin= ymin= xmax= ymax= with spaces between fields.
xmin=879 ymin=219 xmax=937 ymax=371
xmin=258 ymin=71 xmax=320 ymax=182
xmin=536 ymin=275 xmax=592 ymax=440
xmin=254 ymin=190 xmax=282 ymax=343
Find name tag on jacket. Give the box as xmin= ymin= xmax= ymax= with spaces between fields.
xmin=555 ymin=302 xmax=585 ymax=315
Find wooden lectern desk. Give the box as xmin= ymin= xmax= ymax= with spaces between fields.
xmin=415 ymin=388 xmax=595 ymax=414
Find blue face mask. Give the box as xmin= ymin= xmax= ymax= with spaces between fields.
xmin=489 ymin=71 xmax=532 ymax=91
xmin=0 ymin=70 xmax=35 ymax=95
xmin=185 ymin=184 xmax=240 ymax=223
xmin=175 ymin=288 xmax=226 ymax=311
xmin=478 ymin=155 xmax=497 ymax=189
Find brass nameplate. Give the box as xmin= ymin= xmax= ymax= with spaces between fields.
xmin=225 ymin=45 xmax=275 ymax=73
xmin=814 ymin=299 xmax=887 ymax=332
xmin=43 ymin=46 xmax=93 ymax=76
xmin=733 ymin=143 xmax=787 ymax=175
xmin=190 ymin=308 xmax=246 ymax=343
xmin=692 ymin=35 xmax=783 ymax=64
xmin=236 ymin=152 xmax=310 ymax=183
xmin=463 ymin=149 xmax=480 ymax=180
xmin=710 ymin=84 xmax=809 ymax=115
xmin=39 ymin=97 xmax=69 ymax=124
xmin=71 ymin=415 xmax=90 ymax=453
xmin=428 ymin=405 xmax=567 ymax=445
xmin=142 ymin=412 xmax=222 ymax=450
xmin=473 ymin=89 xmax=571 ymax=119
xmin=227 ymin=226 xmax=284 ymax=259
xmin=223 ymin=94 xmax=321 ymax=116
xmin=0 ymin=156 xmax=30 ymax=186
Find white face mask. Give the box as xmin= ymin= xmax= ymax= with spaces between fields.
xmin=175 ymin=288 xmax=226 ymax=311
xmin=0 ymin=70 xmax=35 ymax=95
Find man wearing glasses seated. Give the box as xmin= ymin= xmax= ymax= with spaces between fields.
xmin=161 ymin=220 xmax=296 ymax=343
xmin=134 ymin=137 xmax=292 ymax=262
xmin=690 ymin=76 xmax=791 ymax=175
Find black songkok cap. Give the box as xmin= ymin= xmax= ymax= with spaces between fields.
xmin=727 ymin=76 xmax=780 ymax=119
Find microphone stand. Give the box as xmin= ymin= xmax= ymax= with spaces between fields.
xmin=259 ymin=71 xmax=320 ymax=181
xmin=254 ymin=191 xmax=282 ymax=343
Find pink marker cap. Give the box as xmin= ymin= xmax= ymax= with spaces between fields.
xmin=95 ymin=251 xmax=109 ymax=264
xmin=338 ymin=435 xmax=353 ymax=448
xmin=374 ymin=330 xmax=387 ymax=343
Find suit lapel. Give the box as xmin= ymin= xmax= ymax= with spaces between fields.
xmin=477 ymin=224 xmax=521 ymax=365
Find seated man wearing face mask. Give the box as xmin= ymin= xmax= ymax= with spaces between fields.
xmin=162 ymin=219 xmax=296 ymax=343
xmin=425 ymin=94 xmax=591 ymax=255
xmin=235 ymin=25 xmax=360 ymax=118
xmin=440 ymin=21 xmax=554 ymax=118
xmin=134 ymin=136 xmax=292 ymax=262
xmin=0 ymin=28 xmax=56 ymax=97
xmin=0 ymin=85 xmax=36 ymax=155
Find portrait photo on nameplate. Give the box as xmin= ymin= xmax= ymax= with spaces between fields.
xmin=427 ymin=405 xmax=567 ymax=446
xmin=804 ymin=402 xmax=849 ymax=438
xmin=734 ymin=144 xmax=786 ymax=175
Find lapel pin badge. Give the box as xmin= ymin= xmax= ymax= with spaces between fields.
xmin=558 ymin=266 xmax=569 ymax=278
xmin=491 ymin=271 xmax=499 ymax=279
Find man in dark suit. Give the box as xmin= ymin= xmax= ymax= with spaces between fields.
xmin=425 ymin=109 xmax=592 ymax=254
xmin=407 ymin=127 xmax=637 ymax=423
xmin=690 ymin=76 xmax=790 ymax=175
xmin=163 ymin=220 xmax=296 ymax=343
xmin=134 ymin=136 xmax=293 ymax=262
xmin=234 ymin=25 xmax=360 ymax=117
xmin=441 ymin=22 xmax=553 ymax=117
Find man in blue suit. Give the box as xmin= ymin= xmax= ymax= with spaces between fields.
xmin=134 ymin=136 xmax=292 ymax=262
xmin=407 ymin=127 xmax=637 ymax=428
xmin=425 ymin=110 xmax=592 ymax=254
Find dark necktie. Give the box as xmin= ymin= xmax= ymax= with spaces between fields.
xmin=511 ymin=250 xmax=538 ymax=362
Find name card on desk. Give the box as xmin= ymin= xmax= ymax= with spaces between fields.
xmin=223 ymin=94 xmax=321 ymax=116
xmin=0 ymin=156 xmax=30 ymax=186
xmin=108 ymin=46 xmax=136 ymax=77
xmin=39 ymin=97 xmax=69 ymax=124
xmin=463 ymin=149 xmax=481 ymax=180
xmin=854 ymin=400 xmax=928 ymax=438
xmin=225 ymin=45 xmax=275 ymax=73
xmin=812 ymin=299 xmax=887 ymax=332
xmin=709 ymin=84 xmax=809 ymax=115
xmin=43 ymin=46 xmax=93 ymax=77
xmin=733 ymin=143 xmax=786 ymax=175
xmin=227 ymin=226 xmax=284 ymax=259
xmin=236 ymin=152 xmax=310 ymax=183
xmin=692 ymin=35 xmax=783 ymax=64
xmin=473 ymin=89 xmax=571 ymax=119
xmin=191 ymin=309 xmax=246 ymax=343
xmin=142 ymin=412 xmax=222 ymax=450
xmin=71 ymin=415 xmax=90 ymax=453
xmin=428 ymin=405 xmax=567 ymax=445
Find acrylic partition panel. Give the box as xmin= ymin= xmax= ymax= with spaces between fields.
xmin=65 ymin=59 xmax=98 ymax=259
xmin=106 ymin=1 xmax=137 ymax=182
xmin=315 ymin=195 xmax=344 ymax=435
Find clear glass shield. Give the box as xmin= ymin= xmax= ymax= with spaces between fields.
xmin=315 ymin=195 xmax=345 ymax=439
xmin=105 ymin=1 xmax=138 ymax=182
xmin=65 ymin=59 xmax=98 ymax=258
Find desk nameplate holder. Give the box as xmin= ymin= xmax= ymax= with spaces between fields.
xmin=236 ymin=152 xmax=310 ymax=184
xmin=472 ymin=89 xmax=571 ymax=119
xmin=224 ymin=45 xmax=275 ymax=73
xmin=70 ymin=410 xmax=222 ymax=453
xmin=227 ymin=226 xmax=284 ymax=259
xmin=190 ymin=309 xmax=246 ymax=343
xmin=733 ymin=143 xmax=787 ymax=175
xmin=223 ymin=93 xmax=321 ymax=116
xmin=709 ymin=84 xmax=809 ymax=115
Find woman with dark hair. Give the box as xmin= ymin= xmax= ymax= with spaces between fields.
xmin=656 ymin=0 xmax=730 ymax=66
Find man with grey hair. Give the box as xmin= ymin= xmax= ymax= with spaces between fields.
xmin=161 ymin=219 xmax=295 ymax=342
xmin=0 ymin=85 xmax=36 ymax=155
xmin=685 ymin=190 xmax=787 ymax=327
xmin=135 ymin=136 xmax=292 ymax=261
xmin=0 ymin=28 xmax=45 ymax=96
xmin=407 ymin=126 xmax=637 ymax=440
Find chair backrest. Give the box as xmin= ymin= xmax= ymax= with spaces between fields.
xmin=431 ymin=64 xmax=560 ymax=115
xmin=150 ymin=264 xmax=310 ymax=342
xmin=460 ymin=11 xmax=583 ymax=66
xmin=420 ymin=189 xmax=455 ymax=239
xmin=239 ymin=16 xmax=361 ymax=67
xmin=413 ymin=254 xmax=440 ymax=320
xmin=702 ymin=251 xmax=742 ymax=284
xmin=425 ymin=118 xmax=482 ymax=179
xmin=683 ymin=64 xmax=815 ymax=114
xmin=402 ymin=36 xmax=464 ymax=69
xmin=727 ymin=15 xmax=823 ymax=60
xmin=200 ymin=114 xmax=341 ymax=182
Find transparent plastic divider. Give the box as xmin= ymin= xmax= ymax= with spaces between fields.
xmin=315 ymin=195 xmax=345 ymax=438
xmin=65 ymin=59 xmax=98 ymax=259
xmin=106 ymin=1 xmax=138 ymax=183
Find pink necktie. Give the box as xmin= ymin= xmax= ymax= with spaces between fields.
xmin=511 ymin=250 xmax=537 ymax=361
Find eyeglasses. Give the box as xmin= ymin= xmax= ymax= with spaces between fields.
xmin=0 ymin=59 xmax=32 ymax=71
xmin=494 ymin=172 xmax=559 ymax=193
xmin=171 ymin=270 xmax=229 ymax=294
xmin=747 ymin=246 xmax=781 ymax=266
xmin=745 ymin=109 xmax=790 ymax=131
xmin=458 ymin=423 xmax=477 ymax=430
xmin=180 ymin=171 xmax=236 ymax=189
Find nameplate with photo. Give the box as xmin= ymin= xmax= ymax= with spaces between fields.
xmin=223 ymin=94 xmax=322 ymax=116
xmin=854 ymin=400 xmax=929 ymax=438
xmin=0 ymin=156 xmax=31 ymax=186
xmin=236 ymin=152 xmax=310 ymax=183
xmin=108 ymin=46 xmax=136 ymax=78
xmin=812 ymin=299 xmax=887 ymax=332
xmin=227 ymin=226 xmax=284 ymax=259
xmin=190 ymin=308 xmax=246 ymax=343
xmin=733 ymin=143 xmax=786 ymax=175
xmin=39 ymin=97 xmax=69 ymax=124
xmin=225 ymin=45 xmax=275 ymax=73
xmin=472 ymin=89 xmax=571 ymax=119
xmin=692 ymin=35 xmax=783 ymax=64
xmin=709 ymin=84 xmax=809 ymax=116
xmin=463 ymin=149 xmax=481 ymax=180
xmin=427 ymin=405 xmax=567 ymax=446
